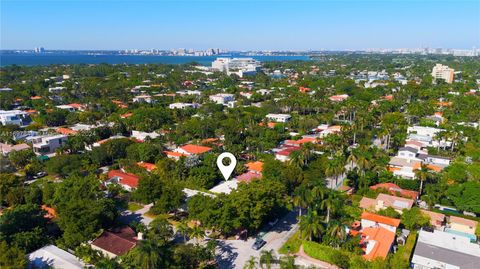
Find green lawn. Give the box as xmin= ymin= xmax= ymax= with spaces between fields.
xmin=302 ymin=241 xmax=352 ymax=268
xmin=127 ymin=202 xmax=144 ymax=212
xmin=278 ymin=230 xmax=302 ymax=254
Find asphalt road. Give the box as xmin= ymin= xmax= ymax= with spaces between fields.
xmin=215 ymin=210 xmax=299 ymax=269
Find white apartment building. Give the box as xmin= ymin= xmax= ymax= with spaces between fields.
xmin=30 ymin=134 xmax=68 ymax=155
xmin=0 ymin=110 xmax=31 ymax=126
xmin=211 ymin=58 xmax=261 ymax=77
xmin=209 ymin=93 xmax=235 ymax=105
xmin=431 ymin=64 xmax=454 ymax=84
xmin=266 ymin=113 xmax=292 ymax=123
xmin=169 ymin=103 xmax=200 ymax=109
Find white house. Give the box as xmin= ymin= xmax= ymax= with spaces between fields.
xmin=169 ymin=103 xmax=200 ymax=109
xmin=28 ymin=245 xmax=85 ymax=269
xmin=48 ymin=86 xmax=66 ymax=93
xmin=30 ymin=134 xmax=68 ymax=155
xmin=55 ymin=105 xmax=76 ymax=112
xmin=209 ymin=93 xmax=235 ymax=105
xmin=0 ymin=110 xmax=31 ymax=126
xmin=131 ymin=130 xmax=160 ymax=141
xmin=133 ymin=95 xmax=153 ymax=103
xmin=266 ymin=113 xmax=291 ymax=123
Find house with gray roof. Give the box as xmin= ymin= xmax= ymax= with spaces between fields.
xmin=411 ymin=229 xmax=480 ymax=269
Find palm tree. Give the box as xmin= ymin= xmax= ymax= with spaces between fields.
xmin=177 ymin=220 xmax=189 ymax=242
xmin=299 ymin=211 xmax=324 ymax=241
xmin=188 ymin=225 xmax=205 ymax=244
xmin=127 ymin=240 xmax=162 ymax=269
xmin=292 ymin=185 xmax=311 ymax=218
xmin=244 ymin=256 xmax=257 ymax=269
xmin=347 ymin=149 xmax=359 ymax=169
xmin=279 ymin=255 xmax=297 ymax=269
xmin=259 ymin=249 xmax=276 ymax=269
xmin=320 ymin=191 xmax=341 ymax=223
xmin=327 ymin=220 xmax=347 ymax=248
xmin=415 ymin=164 xmax=430 ymax=195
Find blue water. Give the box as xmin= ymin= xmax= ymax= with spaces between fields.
xmin=0 ymin=53 xmax=310 ymax=66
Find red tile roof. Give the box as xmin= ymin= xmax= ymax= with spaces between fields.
xmin=91 ymin=226 xmax=137 ymax=256
xmin=164 ymin=151 xmax=188 ymax=158
xmin=137 ymin=162 xmax=157 ymax=171
xmin=370 ymin=183 xmax=419 ymax=200
xmin=361 ymin=211 xmax=401 ymax=227
xmin=108 ymin=170 xmax=140 ymax=188
xmin=245 ymin=161 xmax=263 ymax=173
xmin=180 ymin=144 xmax=212 ymax=155
xmin=361 ymin=226 xmax=395 ymax=260
xmin=56 ymin=127 xmax=78 ymax=135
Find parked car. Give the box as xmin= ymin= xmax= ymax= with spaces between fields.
xmin=268 ymin=218 xmax=279 ymax=226
xmin=32 ymin=171 xmax=47 ymax=179
xmin=251 ymin=238 xmax=266 ymax=250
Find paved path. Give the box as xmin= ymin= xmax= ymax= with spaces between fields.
xmin=295 ymin=245 xmax=340 ymax=269
xmin=118 ymin=203 xmax=154 ymax=226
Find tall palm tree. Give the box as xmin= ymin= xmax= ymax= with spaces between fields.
xmin=292 ymin=185 xmax=311 ymax=218
xmin=320 ymin=191 xmax=341 ymax=223
xmin=259 ymin=249 xmax=276 ymax=269
xmin=415 ymin=164 xmax=430 ymax=195
xmin=299 ymin=211 xmax=324 ymax=241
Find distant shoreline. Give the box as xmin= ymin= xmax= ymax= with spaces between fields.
xmin=0 ymin=53 xmax=311 ymax=67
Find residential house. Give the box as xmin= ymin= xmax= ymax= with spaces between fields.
xmin=209 ymin=93 xmax=235 ymax=105
xmin=169 ymin=103 xmax=200 ymax=109
xmin=361 ymin=226 xmax=396 ymax=261
xmin=28 ymin=245 xmax=85 ymax=269
xmin=131 ymin=130 xmax=160 ymax=141
xmin=360 ymin=211 xmax=401 ymax=233
xmin=0 ymin=143 xmax=30 ymax=156
xmin=369 ymin=183 xmax=419 ymax=200
xmin=329 ymin=94 xmax=349 ymax=102
xmin=137 ymin=161 xmax=157 ymax=172
xmin=274 ymin=146 xmax=300 ymax=162
xmin=133 ymin=94 xmax=154 ymax=103
xmin=30 ymin=134 xmax=68 ymax=155
xmin=359 ymin=193 xmax=414 ymax=214
xmin=446 ymin=216 xmax=478 ymax=242
xmin=0 ymin=110 xmax=31 ymax=126
xmin=106 ymin=170 xmax=140 ymax=192
xmin=265 ymin=113 xmax=291 ymax=123
xmin=165 ymin=144 xmax=212 ymax=160
xmin=90 ymin=226 xmax=138 ymax=258
xmin=411 ymin=229 xmax=480 ymax=269
xmin=420 ymin=210 xmax=445 ymax=230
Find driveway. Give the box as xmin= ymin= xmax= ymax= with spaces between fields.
xmin=216 ymin=210 xmax=298 ymax=269
xmin=118 ymin=203 xmax=154 ymax=226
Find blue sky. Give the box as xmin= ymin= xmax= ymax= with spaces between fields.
xmin=1 ymin=0 xmax=479 ymax=50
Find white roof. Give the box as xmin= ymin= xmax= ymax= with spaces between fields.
xmin=209 ymin=179 xmax=238 ymax=194
xmin=417 ymin=230 xmax=480 ymax=257
xmin=28 ymin=245 xmax=85 ymax=269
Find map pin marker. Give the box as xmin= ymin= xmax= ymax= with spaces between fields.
xmin=217 ymin=152 xmax=237 ymax=181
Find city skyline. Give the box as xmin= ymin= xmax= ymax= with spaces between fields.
xmin=1 ymin=0 xmax=479 ymax=50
